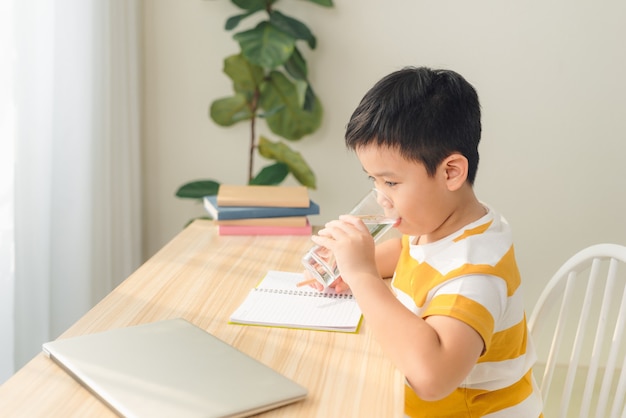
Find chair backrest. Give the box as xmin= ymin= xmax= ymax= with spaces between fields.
xmin=528 ymin=243 xmax=626 ymax=418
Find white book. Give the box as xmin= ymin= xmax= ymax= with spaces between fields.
xmin=230 ymin=271 xmax=363 ymax=333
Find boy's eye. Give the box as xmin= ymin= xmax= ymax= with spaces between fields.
xmin=366 ymin=175 xmax=397 ymax=188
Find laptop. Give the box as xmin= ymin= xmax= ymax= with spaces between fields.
xmin=42 ymin=318 xmax=307 ymax=418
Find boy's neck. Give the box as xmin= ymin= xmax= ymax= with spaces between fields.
xmin=420 ymin=188 xmax=486 ymax=245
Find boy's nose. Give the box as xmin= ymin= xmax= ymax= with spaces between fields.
xmin=373 ymin=189 xmax=394 ymax=209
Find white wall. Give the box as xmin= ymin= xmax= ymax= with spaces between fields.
xmin=141 ymin=0 xmax=626 ymax=313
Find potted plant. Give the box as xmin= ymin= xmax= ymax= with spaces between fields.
xmin=176 ymin=0 xmax=333 ymax=201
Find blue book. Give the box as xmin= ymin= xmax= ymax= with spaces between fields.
xmin=203 ymin=195 xmax=320 ymax=220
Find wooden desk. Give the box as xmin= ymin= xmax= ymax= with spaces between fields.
xmin=0 ymin=220 xmax=404 ymax=417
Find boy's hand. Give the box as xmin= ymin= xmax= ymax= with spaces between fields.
xmin=328 ymin=277 xmax=350 ymax=293
xmin=310 ymin=215 xmax=378 ymax=286
xmin=300 ymin=270 xmax=325 ymax=291
xmin=300 ymin=263 xmax=351 ymax=292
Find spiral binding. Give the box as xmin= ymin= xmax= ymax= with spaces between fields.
xmin=254 ymin=288 xmax=354 ymax=299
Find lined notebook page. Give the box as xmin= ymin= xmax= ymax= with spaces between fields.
xmin=229 ymin=271 xmax=362 ymax=333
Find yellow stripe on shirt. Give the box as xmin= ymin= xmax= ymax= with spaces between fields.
xmin=423 ymin=293 xmax=495 ymax=349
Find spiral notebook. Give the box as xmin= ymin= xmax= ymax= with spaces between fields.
xmin=42 ymin=318 xmax=307 ymax=418
xmin=229 ymin=271 xmax=363 ymax=333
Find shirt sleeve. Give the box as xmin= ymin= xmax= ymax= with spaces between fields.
xmin=421 ymin=274 xmax=507 ymax=350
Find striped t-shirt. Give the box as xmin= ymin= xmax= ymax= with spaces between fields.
xmin=392 ymin=206 xmax=543 ymax=417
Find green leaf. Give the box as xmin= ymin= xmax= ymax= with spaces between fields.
xmin=249 ymin=162 xmax=289 ymax=185
xmin=210 ymin=95 xmax=253 ymax=126
xmin=283 ymin=47 xmax=307 ymax=81
xmin=258 ymin=136 xmax=316 ymax=188
xmin=223 ymin=54 xmax=264 ymax=96
xmin=259 ymin=71 xmax=322 ymax=139
xmin=259 ymin=104 xmax=285 ymax=118
xmin=301 ymin=0 xmax=334 ymax=6
xmin=269 ymin=11 xmax=316 ymax=49
xmin=293 ymin=79 xmax=308 ymax=108
xmin=234 ymin=21 xmax=295 ymax=69
xmin=176 ymin=180 xmax=220 ymax=199
xmin=282 ymin=48 xmax=316 ymax=111
xmin=231 ymin=0 xmax=272 ymax=12
xmin=225 ymin=11 xmax=255 ymax=31
xmin=302 ymin=84 xmax=317 ymax=112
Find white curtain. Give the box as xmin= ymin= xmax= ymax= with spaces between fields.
xmin=1 ymin=0 xmax=142 ymax=383
xmin=0 ymin=0 xmax=17 ymax=385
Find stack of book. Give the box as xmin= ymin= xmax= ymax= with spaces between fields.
xmin=203 ymin=185 xmax=320 ymax=236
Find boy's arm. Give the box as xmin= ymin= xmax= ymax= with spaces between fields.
xmin=350 ymin=278 xmax=484 ymax=401
xmin=313 ymin=216 xmax=484 ymax=401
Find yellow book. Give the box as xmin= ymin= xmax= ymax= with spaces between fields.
xmin=215 ymin=216 xmax=309 ymax=227
xmin=217 ymin=185 xmax=310 ymax=208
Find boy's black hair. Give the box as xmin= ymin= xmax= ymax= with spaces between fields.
xmin=345 ymin=66 xmax=482 ymax=185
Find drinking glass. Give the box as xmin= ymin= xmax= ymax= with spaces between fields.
xmin=301 ymin=189 xmax=398 ymax=287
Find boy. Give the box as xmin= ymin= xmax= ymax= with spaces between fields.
xmin=311 ymin=67 xmax=543 ymax=417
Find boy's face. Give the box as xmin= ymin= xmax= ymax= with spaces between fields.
xmin=356 ymin=144 xmax=457 ymax=239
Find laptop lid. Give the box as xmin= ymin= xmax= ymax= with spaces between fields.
xmin=42 ymin=318 xmax=307 ymax=418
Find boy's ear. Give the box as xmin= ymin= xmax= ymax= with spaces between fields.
xmin=442 ymin=153 xmax=469 ymax=191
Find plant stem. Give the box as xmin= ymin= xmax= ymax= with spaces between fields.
xmin=248 ymin=88 xmax=260 ymax=183
xmin=248 ymin=114 xmax=256 ymax=183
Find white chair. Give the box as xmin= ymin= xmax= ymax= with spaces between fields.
xmin=528 ymin=243 xmax=626 ymax=418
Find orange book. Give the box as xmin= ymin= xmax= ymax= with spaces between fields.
xmin=217 ymin=185 xmax=310 ymax=208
